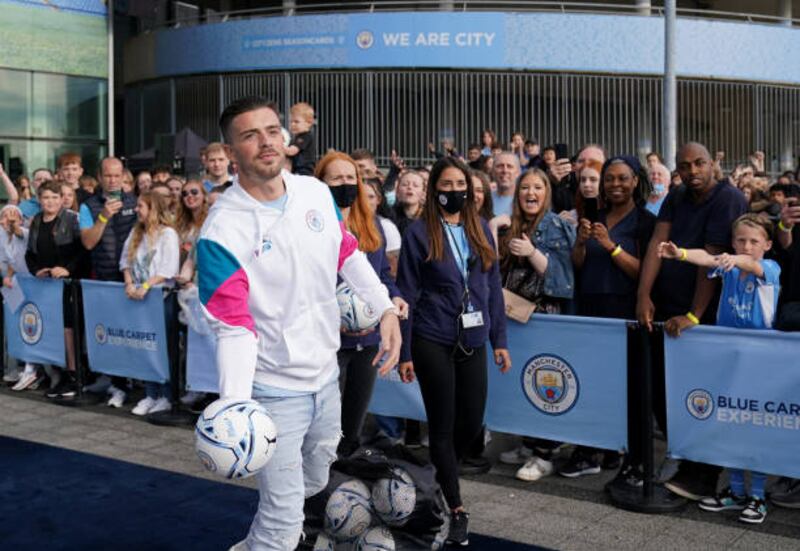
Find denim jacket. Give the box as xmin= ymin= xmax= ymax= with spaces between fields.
xmin=530 ymin=210 xmax=576 ymax=299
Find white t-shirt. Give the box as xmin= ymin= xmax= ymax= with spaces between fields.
xmin=119 ymin=226 xmax=180 ymax=286
xmin=379 ymin=216 xmax=401 ymax=253
xmin=0 ymin=228 xmax=30 ymax=276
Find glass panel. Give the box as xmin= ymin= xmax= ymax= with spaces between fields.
xmin=0 ymin=139 xmax=106 ymax=187
xmin=31 ymin=73 xmax=107 ymax=140
xmin=0 ymin=68 xmax=32 ymax=137
xmin=141 ymin=80 xmax=171 ymax=150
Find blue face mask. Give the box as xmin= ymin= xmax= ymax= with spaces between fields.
xmin=384 ymin=190 xmax=397 ymax=207
xmin=653 ymin=183 xmax=666 ymax=195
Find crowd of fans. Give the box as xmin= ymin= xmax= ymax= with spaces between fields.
xmin=2 ymin=99 xmax=800 ymax=530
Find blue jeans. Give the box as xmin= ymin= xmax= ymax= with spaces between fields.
xmin=144 ymin=381 xmax=170 ymax=400
xmin=246 ymin=379 xmax=341 ymax=550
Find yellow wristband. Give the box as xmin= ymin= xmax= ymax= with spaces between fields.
xmin=98 ymin=214 xmax=108 ymax=224
xmin=679 ymin=248 xmax=688 ymax=262
xmin=686 ymin=312 xmax=700 ymax=325
xmin=142 ymin=282 xmax=151 ymax=291
xmin=778 ymin=220 xmax=793 ymax=232
xmin=610 ymin=244 xmax=623 ymax=258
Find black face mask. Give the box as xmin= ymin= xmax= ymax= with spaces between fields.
xmin=437 ymin=190 xmax=467 ymax=214
xmin=330 ymin=184 xmax=358 ymax=208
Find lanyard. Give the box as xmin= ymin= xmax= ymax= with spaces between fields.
xmin=442 ymin=219 xmax=472 ymax=311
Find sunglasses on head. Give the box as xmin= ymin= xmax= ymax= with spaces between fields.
xmin=181 ymin=189 xmax=201 ymax=197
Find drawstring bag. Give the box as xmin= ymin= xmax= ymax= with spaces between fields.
xmin=302 ymin=444 xmax=447 ymax=550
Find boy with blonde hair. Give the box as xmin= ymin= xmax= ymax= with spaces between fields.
xmin=285 ymin=101 xmax=316 ymax=176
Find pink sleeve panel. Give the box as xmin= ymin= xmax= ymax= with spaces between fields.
xmin=337 ymin=220 xmax=359 ymax=271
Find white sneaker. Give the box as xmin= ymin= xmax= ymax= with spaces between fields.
xmin=228 ymin=539 xmax=249 ymax=551
xmin=3 ymin=372 xmax=20 ymax=383
xmin=516 ymin=457 xmax=554 ymax=482
xmin=12 ymin=371 xmax=39 ymax=391
xmin=148 ymin=397 xmax=171 ymax=414
xmin=107 ymin=386 xmax=127 ymax=408
xmin=132 ymin=397 xmax=157 ymax=416
xmin=84 ymin=374 xmax=112 ymax=394
xmin=499 ymin=445 xmax=534 ymax=465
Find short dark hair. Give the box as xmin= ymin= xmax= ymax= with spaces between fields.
xmin=152 ymin=164 xmax=172 ymax=176
xmin=351 ymin=148 xmax=375 ymax=162
xmin=37 ymin=180 xmax=62 ymax=197
xmin=219 ymin=96 xmax=281 ymax=143
xmin=467 ymin=143 xmax=481 ymax=151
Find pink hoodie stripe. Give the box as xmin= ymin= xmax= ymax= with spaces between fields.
xmin=337 ymin=221 xmax=359 ymax=271
xmin=205 ymin=267 xmax=256 ymax=336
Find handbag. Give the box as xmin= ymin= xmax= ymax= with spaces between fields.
xmin=501 ymin=287 xmax=536 ymax=324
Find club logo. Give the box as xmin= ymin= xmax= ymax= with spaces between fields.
xmin=438 ymin=194 xmax=448 ymax=206
xmin=356 ymin=30 xmax=374 ymax=49
xmin=95 ymin=323 xmax=108 ymax=345
xmin=19 ymin=302 xmax=42 ymax=345
xmin=522 ymin=354 xmax=579 ymax=415
xmin=686 ymin=389 xmax=714 ymax=420
xmin=305 ymin=209 xmax=324 ymax=232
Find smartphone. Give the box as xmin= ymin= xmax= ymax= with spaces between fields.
xmin=554 ymin=143 xmax=569 ymax=161
xmin=584 ymin=197 xmax=599 ymax=223
xmin=108 ymin=190 xmax=122 ymax=202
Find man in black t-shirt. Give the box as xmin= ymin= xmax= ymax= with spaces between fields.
xmin=634 ymin=142 xmax=747 ymax=500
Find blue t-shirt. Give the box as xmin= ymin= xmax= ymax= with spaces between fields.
xmin=710 ymin=259 xmax=781 ymax=329
xmin=492 ymin=191 xmax=515 ymax=216
xmin=645 ymin=196 xmax=666 ymax=216
xmin=78 ymin=203 xmax=95 ymax=229
xmin=443 ymin=222 xmax=470 ymax=282
xmin=260 ymin=194 xmax=288 ymax=212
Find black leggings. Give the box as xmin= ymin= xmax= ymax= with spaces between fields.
xmin=337 ymin=345 xmax=380 ymax=452
xmin=412 ymin=336 xmax=487 ymax=510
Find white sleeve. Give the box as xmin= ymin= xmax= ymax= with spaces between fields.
xmin=380 ymin=217 xmax=402 ymax=253
xmin=154 ymin=228 xmax=180 ymax=279
xmin=339 ymin=249 xmax=394 ymax=317
xmin=119 ymin=233 xmax=133 ymax=271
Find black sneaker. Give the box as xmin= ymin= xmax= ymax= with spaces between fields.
xmin=46 ymin=375 xmax=77 ymax=399
xmin=459 ymin=456 xmax=491 ymax=476
xmin=559 ymin=456 xmax=601 ymax=478
xmin=601 ymin=451 xmax=622 ymax=470
xmin=698 ymin=487 xmax=748 ymax=512
xmin=664 ymin=469 xmax=716 ymax=501
xmin=446 ymin=510 xmax=469 ymax=546
xmin=739 ymin=497 xmax=767 ymax=524
xmin=771 ymin=479 xmax=800 ymax=509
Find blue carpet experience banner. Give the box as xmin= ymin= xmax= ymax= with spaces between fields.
xmin=186 ymin=325 xmax=218 ymax=394
xmin=4 ymin=275 xmax=65 ymax=366
xmin=485 ymin=315 xmax=628 ymax=451
xmin=81 ymin=280 xmax=169 ymax=383
xmin=368 ymin=366 xmax=427 ymax=422
xmin=665 ymin=326 xmax=800 ymax=478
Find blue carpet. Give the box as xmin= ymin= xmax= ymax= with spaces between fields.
xmin=0 ymin=436 xmax=549 ymax=550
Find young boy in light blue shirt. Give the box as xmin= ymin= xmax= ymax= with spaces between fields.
xmin=659 ymin=212 xmax=780 ymax=524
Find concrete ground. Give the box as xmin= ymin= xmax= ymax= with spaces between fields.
xmin=2 ymin=389 xmax=799 ymax=550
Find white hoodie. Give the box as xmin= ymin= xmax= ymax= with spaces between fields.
xmin=197 ymin=171 xmax=393 ymax=398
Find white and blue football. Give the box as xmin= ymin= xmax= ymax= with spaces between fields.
xmin=371 ymin=467 xmax=416 ymax=526
xmin=357 ymin=526 xmax=396 ymax=551
xmin=324 ymin=479 xmax=374 ymax=541
xmin=337 ymin=282 xmax=380 ymax=333
xmin=194 ymin=398 xmax=277 ymax=479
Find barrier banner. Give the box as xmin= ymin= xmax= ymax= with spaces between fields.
xmin=665 ymin=325 xmax=800 ymax=478
xmin=186 ymin=326 xmax=218 ymax=393
xmin=3 ymin=275 xmax=65 ymax=366
xmin=485 ymin=315 xmax=628 ymax=451
xmin=368 ymin=367 xmax=427 ymax=422
xmin=81 ymin=280 xmax=169 ymax=383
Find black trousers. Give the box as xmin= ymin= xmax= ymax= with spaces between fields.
xmin=337 ymin=345 xmax=380 ymax=451
xmin=412 ymin=336 xmax=487 ymax=510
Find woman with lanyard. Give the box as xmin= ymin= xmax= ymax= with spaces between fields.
xmin=315 ymin=151 xmax=408 ymax=458
xmin=397 ymin=157 xmax=511 ymax=547
xmin=570 ymin=155 xmax=655 ymax=483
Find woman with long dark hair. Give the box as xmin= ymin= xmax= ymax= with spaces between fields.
xmin=397 ymin=157 xmax=510 ymax=546
xmin=315 ymin=151 xmax=408 ymax=457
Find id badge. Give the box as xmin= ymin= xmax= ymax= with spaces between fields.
xmin=461 ymin=311 xmax=484 ymax=329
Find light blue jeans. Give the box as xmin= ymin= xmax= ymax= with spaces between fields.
xmin=246 ymin=379 xmax=341 ymax=551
